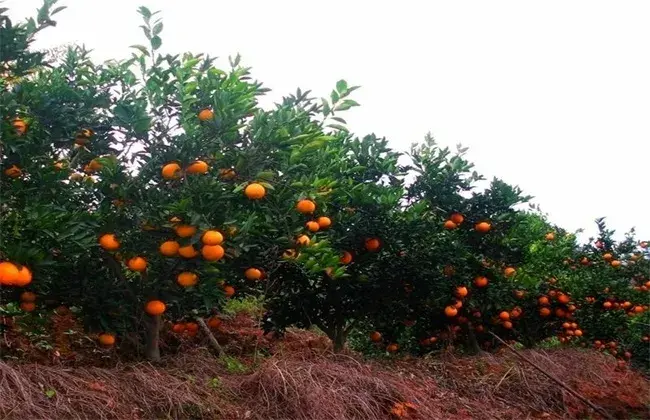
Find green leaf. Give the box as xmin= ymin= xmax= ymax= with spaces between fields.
xmin=130 ymin=45 xmax=150 ymax=57
xmin=327 ymin=123 xmax=349 ymax=132
xmin=151 ymin=36 xmax=162 ymax=50
xmin=152 ymin=22 xmax=163 ymax=36
xmin=336 ymin=79 xmax=348 ymax=94
xmin=321 ymin=98 xmax=331 ymax=116
xmin=138 ymin=6 xmax=152 ymax=20
xmin=330 ymin=90 xmax=339 ymax=104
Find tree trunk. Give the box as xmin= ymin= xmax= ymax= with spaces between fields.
xmin=465 ymin=324 xmax=481 ymax=355
xmin=332 ymin=324 xmax=347 ymax=353
xmin=145 ymin=315 xmax=161 ymax=362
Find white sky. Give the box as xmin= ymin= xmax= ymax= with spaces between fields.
xmin=7 ymin=0 xmax=650 ymax=241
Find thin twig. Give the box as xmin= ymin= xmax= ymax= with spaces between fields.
xmin=196 ymin=318 xmax=225 ymax=358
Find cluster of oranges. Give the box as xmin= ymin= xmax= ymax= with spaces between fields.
xmin=161 ymin=160 xmax=210 ymax=180
xmin=537 ymin=287 xmax=577 ymax=319
xmin=600 ymin=298 xmax=646 ymax=316
xmin=558 ymin=321 xmax=583 ymax=343
xmin=0 ymin=261 xmax=33 ymax=288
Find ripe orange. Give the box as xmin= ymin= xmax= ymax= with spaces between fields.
xmin=567 ymin=305 xmax=576 ymax=312
xmin=317 ymin=216 xmax=332 ymax=229
xmin=473 ymin=276 xmax=488 ymax=288
xmin=4 ymin=165 xmax=22 ymax=178
xmin=370 ymin=331 xmax=382 ymax=342
xmin=172 ymin=323 xmax=186 ymax=334
xmin=580 ymin=257 xmax=589 ymax=265
xmin=99 ymin=233 xmax=120 ymax=251
xmin=502 ymin=321 xmax=513 ymax=329
xmin=444 ymin=306 xmax=458 ymax=317
xmin=538 ymin=296 xmax=550 ymax=306
xmin=502 ymin=267 xmax=516 ymax=277
xmin=145 ymin=300 xmax=166 ymax=316
xmin=175 ymin=224 xmax=197 ymax=238
xmin=603 ymin=301 xmax=612 ymax=309
xmin=219 ymin=168 xmax=236 ymax=180
xmin=0 ymin=251 xmax=17 ymax=276
xmin=365 ymin=238 xmax=381 ymax=252
xmin=622 ymin=301 xmax=632 ymax=309
xmin=610 ymin=260 xmax=621 ymax=268
xmin=161 ymin=163 xmax=181 ymax=180
xmin=296 ymin=199 xmax=316 ymax=214
xmin=177 ymin=272 xmax=198 ymax=287
xmin=12 ymin=118 xmax=27 ymax=135
xmin=12 ymin=265 xmax=32 ymax=287
xmin=555 ymin=308 xmax=566 ymax=318
xmin=305 ymin=221 xmax=320 ymax=232
xmin=185 ymin=322 xmax=199 ymax=333
xmin=443 ymin=220 xmax=457 ymax=230
xmin=450 ymin=213 xmax=464 ymax=224
xmin=98 ymin=333 xmax=116 ymax=347
xmin=562 ymin=322 xmax=571 ymax=329
xmin=510 ymin=307 xmax=522 ymax=318
xmin=455 ymin=286 xmax=468 ymax=298
xmin=539 ymin=307 xmax=551 ymax=317
xmin=202 ymin=230 xmax=224 ymax=246
xmin=160 ymin=240 xmax=180 ymax=256
xmin=198 ymin=108 xmax=214 ymax=121
xmin=244 ymin=183 xmax=266 ymax=200
xmin=475 ymin=222 xmax=491 ymax=233
xmin=223 ymin=285 xmax=235 ymax=298
xmin=127 ymin=256 xmax=147 ymax=272
xmin=499 ymin=311 xmax=510 ymax=321
xmin=453 ymin=300 xmax=463 ymax=309
xmin=178 ymin=245 xmax=198 ymax=258
xmin=545 ymin=232 xmax=555 ymax=241
xmin=557 ymin=294 xmax=570 ymax=304
xmin=340 ymin=251 xmax=353 ymax=265
xmin=633 ymin=305 xmax=644 ymax=313
xmin=202 ymin=244 xmax=225 ymax=261
xmin=53 ymin=161 xmax=66 ymax=171
xmin=475 ymin=325 xmax=485 ymax=333
xmin=245 ymin=268 xmax=263 ymax=281
xmin=296 ymin=235 xmax=310 ymax=246
xmin=20 ymin=291 xmax=36 ymax=302
xmin=186 ymin=160 xmax=209 ymax=174
xmin=385 ymin=343 xmax=399 ymax=353
xmin=574 ymin=329 xmax=583 ymax=337
xmin=602 ymin=253 xmax=613 ymax=261
xmin=20 ymin=302 xmax=36 ymax=312
xmin=207 ymin=317 xmax=222 ymax=329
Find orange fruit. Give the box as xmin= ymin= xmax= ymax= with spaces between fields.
xmin=453 ymin=300 xmax=463 ymax=309
xmin=580 ymin=257 xmax=589 ymax=265
xmin=175 ymin=224 xmax=197 ymax=238
xmin=610 ymin=260 xmax=621 ymax=268
xmin=296 ymin=235 xmax=310 ymax=246
xmin=202 ymin=230 xmax=223 ymax=246
xmin=502 ymin=321 xmax=513 ymax=329
xmin=296 ymin=199 xmax=316 ymax=214
xmin=386 ymin=343 xmax=399 ymax=353
xmin=159 ymin=240 xmax=180 ymax=257
xmin=555 ymin=308 xmax=566 ymax=318
xmin=475 ymin=222 xmax=491 ymax=233
xmin=244 ymin=183 xmax=266 ymax=200
xmin=20 ymin=302 xmax=36 ymax=312
xmin=444 ymin=305 xmax=458 ymax=317
xmin=4 ymin=165 xmax=22 ymax=178
xmin=198 ymin=109 xmax=214 ymax=121
xmin=574 ymin=329 xmax=583 ymax=337
xmin=89 ymin=159 xmax=103 ymax=171
xmin=603 ymin=301 xmax=612 ymax=309
xmin=633 ymin=305 xmax=644 ymax=313
xmin=161 ymin=163 xmax=181 ymax=180
xmin=219 ymin=168 xmax=236 ymax=180
xmin=185 ymin=322 xmax=199 ymax=333
xmin=567 ymin=305 xmax=576 ymax=312
xmin=538 ymin=296 xmax=550 ymax=306
xmin=223 ymin=285 xmax=235 ymax=298
xmin=370 ymin=331 xmax=382 ymax=342
xmin=317 ymin=216 xmax=332 ymax=229
xmin=503 ymin=267 xmax=516 ymax=277
xmin=602 ymin=253 xmax=613 ymax=261
xmin=98 ymin=233 xmax=120 ymax=251
xmin=473 ymin=276 xmax=488 ymax=288
xmin=178 ymin=245 xmax=198 ymax=259
xmin=145 ymin=300 xmax=166 ymax=316
xmin=0 ymin=261 xmax=19 ymax=286
xmin=172 ymin=323 xmax=186 ymax=334
xmin=245 ymin=268 xmax=263 ymax=281
xmin=12 ymin=118 xmax=27 ymax=135
xmin=305 ymin=221 xmax=320 ymax=232
xmin=177 ymin=272 xmax=198 ymax=287
xmin=98 ymin=333 xmax=116 ymax=347
xmin=20 ymin=291 xmax=36 ymax=302
xmin=365 ymin=238 xmax=381 ymax=252
xmin=186 ymin=160 xmax=209 ymax=174
xmin=443 ymin=220 xmax=457 ymax=230
xmin=340 ymin=251 xmax=353 ymax=265
xmin=545 ymin=232 xmax=555 ymax=241
xmin=539 ymin=307 xmax=551 ymax=317
xmin=207 ymin=317 xmax=222 ymax=329
xmin=562 ymin=322 xmax=571 ymax=329
xmin=12 ymin=265 xmax=32 ymax=287
xmin=127 ymin=256 xmax=147 ymax=272
xmin=557 ymin=294 xmax=570 ymax=304
xmin=499 ymin=311 xmax=510 ymax=321
xmin=450 ymin=213 xmax=464 ymax=224
xmin=455 ymin=286 xmax=468 ymax=298
xmin=202 ymin=244 xmax=225 ymax=261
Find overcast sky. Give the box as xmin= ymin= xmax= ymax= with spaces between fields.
xmin=7 ymin=0 xmax=650 ymax=241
